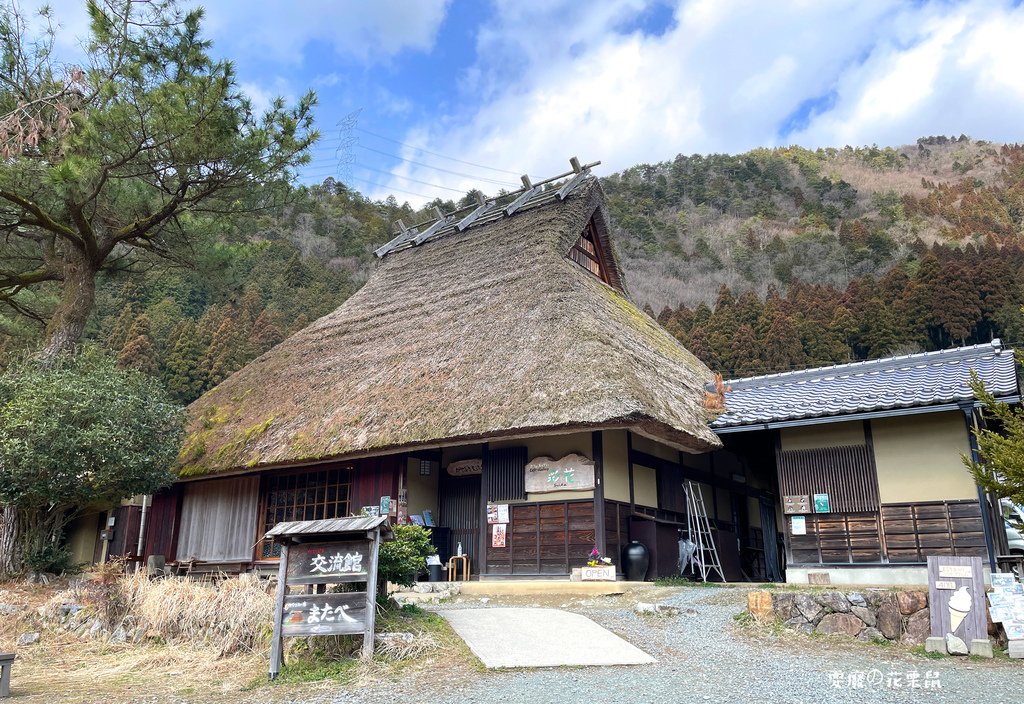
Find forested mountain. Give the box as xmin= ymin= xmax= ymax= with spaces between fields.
xmin=2 ymin=135 xmax=1022 ymax=396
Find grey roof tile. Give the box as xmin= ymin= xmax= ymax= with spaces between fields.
xmin=712 ymin=341 xmax=1019 ymax=429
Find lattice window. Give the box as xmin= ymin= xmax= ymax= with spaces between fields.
xmin=257 ymin=467 xmax=353 ymax=558
xmin=568 ymin=220 xmax=610 ymax=283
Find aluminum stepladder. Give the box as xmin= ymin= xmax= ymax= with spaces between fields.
xmin=684 ymin=480 xmax=726 ymax=582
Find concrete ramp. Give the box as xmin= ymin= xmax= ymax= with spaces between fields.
xmin=440 ymin=607 xmax=656 ymax=669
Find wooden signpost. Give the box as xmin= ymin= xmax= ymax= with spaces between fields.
xmin=927 ymin=555 xmax=988 ymax=651
xmin=266 ymin=516 xmax=392 ymax=679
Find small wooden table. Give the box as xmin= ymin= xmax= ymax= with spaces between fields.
xmin=0 ymin=652 xmax=14 ymax=698
xmin=447 ymin=555 xmax=470 ymax=581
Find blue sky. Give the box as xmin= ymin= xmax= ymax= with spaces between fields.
xmin=50 ymin=0 xmax=1024 ymax=205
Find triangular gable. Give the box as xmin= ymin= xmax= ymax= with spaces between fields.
xmin=568 ymin=217 xmax=613 ymax=285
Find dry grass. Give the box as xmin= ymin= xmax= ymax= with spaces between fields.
xmin=42 ymin=569 xmax=275 ymax=656
xmin=0 ymin=573 xmax=476 ymax=702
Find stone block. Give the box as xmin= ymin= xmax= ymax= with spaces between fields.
xmin=1008 ymin=640 xmax=1024 ymax=659
xmin=815 ymin=591 xmax=851 ymax=613
xmin=857 ymin=627 xmax=886 ymax=643
xmin=945 ymin=633 xmax=969 ymax=655
xmin=969 ymin=639 xmax=993 ymax=658
xmin=772 ymin=593 xmax=799 ymax=621
xmin=877 ymin=601 xmax=901 ymax=640
xmin=794 ymin=593 xmax=823 ymax=622
xmin=902 ymin=608 xmax=931 ymax=645
xmin=783 ymin=616 xmax=813 ymax=635
xmin=807 ymin=572 xmax=830 ymax=585
xmin=846 ymin=591 xmax=867 ymax=608
xmin=850 ymin=606 xmax=876 ymax=627
xmin=747 ymin=591 xmax=774 ymax=623
xmin=896 ymin=590 xmax=928 ymax=615
xmin=924 ymin=636 xmax=946 ymax=654
xmin=16 ymin=632 xmax=39 ymax=646
xmin=815 ymin=613 xmax=865 ymax=637
xmin=635 ymin=602 xmax=680 ymax=616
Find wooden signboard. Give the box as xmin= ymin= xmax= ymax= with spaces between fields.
xmin=927 ymin=555 xmax=988 ymax=644
xmin=286 ymin=541 xmax=371 ymax=584
xmin=281 ymin=592 xmax=369 ymax=636
xmin=268 ymin=521 xmax=386 ymax=679
xmin=525 ymin=454 xmax=596 ymax=493
xmin=783 ymin=495 xmax=810 ymax=515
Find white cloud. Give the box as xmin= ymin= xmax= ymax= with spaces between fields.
xmin=201 ymin=0 xmax=450 ymax=65
xmin=375 ymin=0 xmax=1024 ymax=205
xmin=44 ymin=0 xmax=450 ymax=65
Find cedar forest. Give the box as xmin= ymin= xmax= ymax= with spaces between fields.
xmin=3 ymin=135 xmax=1024 ymax=395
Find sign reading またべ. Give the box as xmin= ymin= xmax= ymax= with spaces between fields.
xmin=525 ymin=454 xmax=595 ymax=493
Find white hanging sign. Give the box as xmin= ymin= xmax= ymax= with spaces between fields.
xmin=525 ymin=453 xmax=595 ymax=493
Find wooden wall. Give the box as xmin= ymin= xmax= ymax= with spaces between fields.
xmin=786 ymin=500 xmax=985 ymax=565
xmin=485 ymin=500 xmax=594 ymax=575
xmin=880 ymin=500 xmax=986 ymax=562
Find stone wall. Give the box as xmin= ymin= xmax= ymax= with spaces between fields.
xmin=747 ymin=589 xmax=931 ymax=644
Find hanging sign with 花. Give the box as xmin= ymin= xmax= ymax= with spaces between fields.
xmin=524 ymin=453 xmax=596 ymax=493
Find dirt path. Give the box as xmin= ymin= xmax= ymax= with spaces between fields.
xmin=5 ymin=585 xmax=1023 ymax=703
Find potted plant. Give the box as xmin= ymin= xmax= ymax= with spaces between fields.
xmin=581 ymin=547 xmax=616 ymax=581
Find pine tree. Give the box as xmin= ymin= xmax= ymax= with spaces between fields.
xmin=729 ymin=325 xmax=759 ymax=377
xmin=104 ymin=306 xmax=136 ymax=353
xmin=760 ymin=311 xmax=805 ymax=372
xmin=117 ymin=334 xmax=159 ymax=376
xmin=252 ymin=309 xmax=285 ymax=352
xmin=164 ymin=320 xmax=205 ymax=403
xmin=200 ymin=318 xmax=244 ymax=388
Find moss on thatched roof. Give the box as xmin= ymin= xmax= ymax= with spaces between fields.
xmin=180 ymin=179 xmax=721 ymax=476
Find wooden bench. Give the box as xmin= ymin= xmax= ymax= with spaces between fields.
xmin=0 ymin=652 xmax=13 ymax=697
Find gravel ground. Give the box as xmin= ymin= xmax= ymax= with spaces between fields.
xmin=313 ymin=586 xmax=1024 ymax=704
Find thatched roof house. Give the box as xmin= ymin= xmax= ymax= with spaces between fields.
xmin=180 ymin=178 xmax=720 ymax=477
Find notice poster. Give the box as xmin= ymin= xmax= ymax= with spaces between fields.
xmin=791 ymin=515 xmax=806 ymax=536
xmin=813 ymin=493 xmax=831 ymax=513
xmin=422 ymin=510 xmax=434 ymax=527
xmin=491 ymin=523 xmax=506 ymax=548
xmin=487 ymin=503 xmax=510 ymax=525
xmin=987 ymin=570 xmax=1024 ymax=647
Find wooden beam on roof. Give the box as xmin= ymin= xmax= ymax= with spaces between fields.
xmin=373 ymin=219 xmax=417 ymax=258
xmin=412 ymin=214 xmax=455 ymax=245
xmin=455 ymin=197 xmax=496 ymax=232
xmin=557 ymin=167 xmax=591 ymax=200
xmin=504 ymin=178 xmax=541 ymax=216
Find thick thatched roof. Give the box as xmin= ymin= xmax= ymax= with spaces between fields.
xmin=180 ymin=178 xmax=721 ymax=476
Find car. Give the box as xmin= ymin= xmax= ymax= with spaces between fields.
xmin=1001 ymin=499 xmax=1024 ymax=577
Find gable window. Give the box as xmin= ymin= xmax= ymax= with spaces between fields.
xmin=256 ymin=467 xmax=352 ymax=558
xmin=568 ymin=219 xmax=611 ymax=284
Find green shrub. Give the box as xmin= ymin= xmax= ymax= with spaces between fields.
xmin=377 ymin=524 xmax=435 ymax=591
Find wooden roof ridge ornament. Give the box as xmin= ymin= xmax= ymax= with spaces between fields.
xmin=267 ymin=516 xmax=392 ymax=679
xmin=413 ymin=207 xmax=455 ymax=246
xmin=504 ymin=174 xmax=542 ymax=216
xmin=374 ymin=158 xmax=603 ymax=258
xmin=455 ymin=192 xmax=496 ymax=232
xmin=374 ymin=219 xmax=418 ymax=258
xmin=557 ymin=156 xmax=591 ymax=200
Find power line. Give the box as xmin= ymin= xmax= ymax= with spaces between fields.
xmin=353 ymin=144 xmax=519 ymax=187
xmin=352 ymin=162 xmax=470 ymax=194
xmin=315 ymin=127 xmax=523 ymax=177
xmin=342 ymin=174 xmax=447 ymax=203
